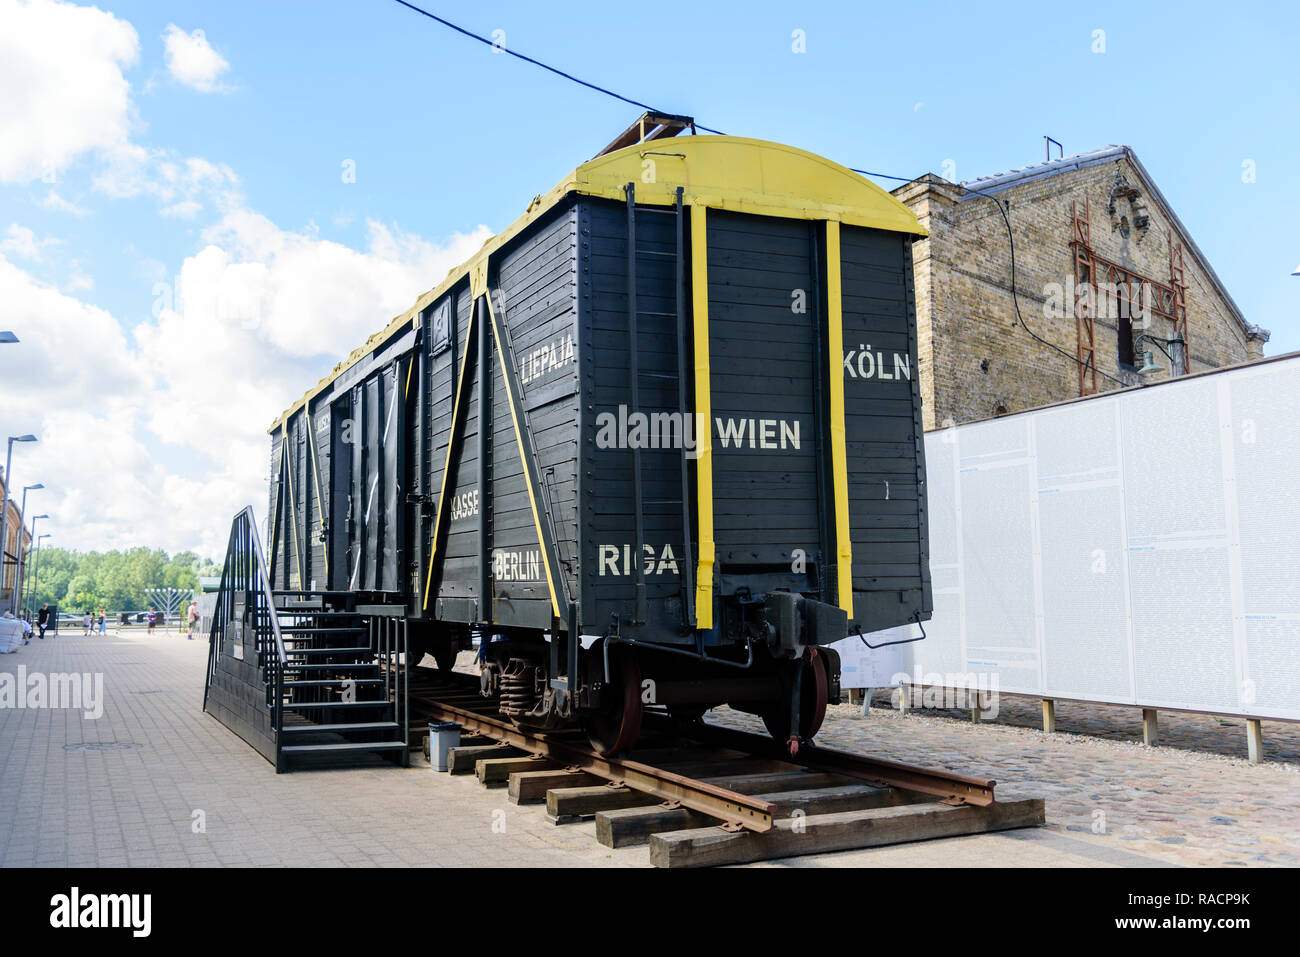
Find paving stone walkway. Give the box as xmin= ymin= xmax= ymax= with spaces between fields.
xmin=3 ymin=631 xmax=1290 ymax=867
xmin=0 ymin=631 xmax=640 ymax=868
xmin=706 ymin=690 xmax=1300 ymax=868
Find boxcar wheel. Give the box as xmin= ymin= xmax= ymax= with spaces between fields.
xmin=667 ymin=706 xmax=707 ymax=732
xmin=432 ymin=641 xmax=458 ymax=673
xmin=584 ymin=649 xmax=643 ymax=756
xmin=761 ymin=649 xmax=828 ymax=748
xmin=406 ymin=634 xmax=430 ymax=671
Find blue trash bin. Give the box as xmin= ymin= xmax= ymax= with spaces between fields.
xmin=427 ymin=721 xmax=462 ymax=771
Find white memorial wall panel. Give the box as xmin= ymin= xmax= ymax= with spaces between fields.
xmin=837 ymin=355 xmax=1300 ymax=722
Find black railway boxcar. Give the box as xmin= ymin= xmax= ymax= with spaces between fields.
xmin=266 ymin=133 xmax=931 ymax=755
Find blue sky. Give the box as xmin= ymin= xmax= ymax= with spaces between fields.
xmin=36 ymin=0 xmax=1300 ymax=340
xmin=1 ymin=0 xmax=1296 ymax=557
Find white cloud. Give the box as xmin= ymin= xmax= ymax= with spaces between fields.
xmin=160 ymin=199 xmax=202 ymax=219
xmin=1 ymin=223 xmax=57 ymax=262
xmin=134 ymin=211 xmax=492 ymax=458
xmin=193 ymin=211 xmax=492 ymax=359
xmin=0 ymin=253 xmax=147 ymax=416
xmin=162 ymin=24 xmax=229 ymax=93
xmin=0 ymin=3 xmax=496 ymax=561
xmin=93 ymin=144 xmax=240 ymax=212
xmin=0 ymin=4 xmax=233 ymax=213
xmin=0 ymin=0 xmax=139 ymax=183
xmin=0 ymin=208 xmax=492 ymax=559
xmin=40 ymin=190 xmax=89 ymax=216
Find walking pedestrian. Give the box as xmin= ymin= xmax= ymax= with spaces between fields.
xmin=82 ymin=612 xmax=91 ymax=636
xmin=187 ymin=601 xmax=200 ymax=640
xmin=37 ymin=603 xmax=49 ymax=640
xmin=146 ymin=607 xmax=157 ymax=635
xmin=98 ymin=608 xmax=106 ymax=635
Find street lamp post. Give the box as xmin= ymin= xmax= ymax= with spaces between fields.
xmin=31 ymin=533 xmax=49 ymax=619
xmin=0 ymin=435 xmax=37 ymax=611
xmin=20 ymin=513 xmax=48 ymax=616
xmin=14 ymin=483 xmax=42 ymax=613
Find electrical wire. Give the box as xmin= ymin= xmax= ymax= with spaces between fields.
xmin=851 ymin=168 xmax=1124 ymax=386
xmin=388 ymin=0 xmax=1120 ymax=386
xmin=388 ymin=0 xmax=726 ymax=133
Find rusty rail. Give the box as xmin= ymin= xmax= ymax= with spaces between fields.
xmin=406 ymin=668 xmax=998 ymax=833
xmin=663 ymin=718 xmax=996 ymax=806
xmin=415 ymin=695 xmax=776 ymax=832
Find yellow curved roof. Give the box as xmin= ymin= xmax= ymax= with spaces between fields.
xmin=270 ymin=135 xmax=924 ymax=430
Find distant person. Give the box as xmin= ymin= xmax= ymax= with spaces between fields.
xmin=82 ymin=612 xmax=91 ymax=636
xmin=146 ymin=607 xmax=158 ymax=635
xmin=476 ymin=630 xmax=505 ymax=671
xmin=37 ymin=603 xmax=49 ymax=640
xmin=187 ymin=601 xmax=200 ymax=640
xmin=98 ymin=609 xmax=106 ymax=635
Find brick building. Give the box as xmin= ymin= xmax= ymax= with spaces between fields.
xmin=0 ymin=473 xmax=33 ymax=607
xmin=893 ymin=146 xmax=1270 ymax=429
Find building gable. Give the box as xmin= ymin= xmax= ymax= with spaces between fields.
xmin=894 ymin=147 xmax=1268 ymax=429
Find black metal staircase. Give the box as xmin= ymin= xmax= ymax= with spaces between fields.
xmin=203 ymin=508 xmax=410 ymax=772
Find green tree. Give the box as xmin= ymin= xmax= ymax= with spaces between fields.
xmin=22 ymin=545 xmax=218 ymax=613
xmin=63 ymin=574 xmax=99 ymax=612
xmin=28 ymin=547 xmax=76 ymax=610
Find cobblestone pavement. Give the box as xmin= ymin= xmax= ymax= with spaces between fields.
xmin=879 ymin=689 xmax=1300 ymax=764
xmin=706 ymin=692 xmax=1300 ymax=868
xmin=2 ymin=633 xmax=1292 ymax=867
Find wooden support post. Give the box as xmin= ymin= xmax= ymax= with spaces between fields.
xmin=896 ymin=683 xmax=909 ymax=713
xmin=508 ymin=769 xmax=601 ymax=805
xmin=1247 ymin=719 xmax=1263 ymax=765
xmin=476 ymin=755 xmax=560 ymax=787
xmin=649 ymin=798 xmax=1047 ymax=869
xmin=1042 ymin=699 xmax=1056 ymax=734
xmin=848 ymin=689 xmax=863 ymax=705
xmin=546 ymin=785 xmax=659 ymax=822
xmin=970 ymin=689 xmax=983 ymax=724
xmin=446 ymin=743 xmax=524 ymax=775
xmin=1142 ymin=708 xmax=1159 ymax=747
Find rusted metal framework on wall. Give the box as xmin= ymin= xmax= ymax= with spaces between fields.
xmin=1070 ymin=199 xmax=1097 ymax=395
xmin=1168 ymin=240 xmax=1189 ymax=355
xmin=1069 ymin=198 xmax=1189 ymax=395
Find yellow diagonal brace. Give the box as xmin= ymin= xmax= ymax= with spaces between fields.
xmin=282 ymin=421 xmax=305 ymax=589
xmin=306 ymin=403 xmax=328 ymax=578
xmin=268 ymin=438 xmax=285 ymax=574
xmin=422 ymin=300 xmax=477 ymax=609
xmin=484 ymin=291 xmax=563 ymax=620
